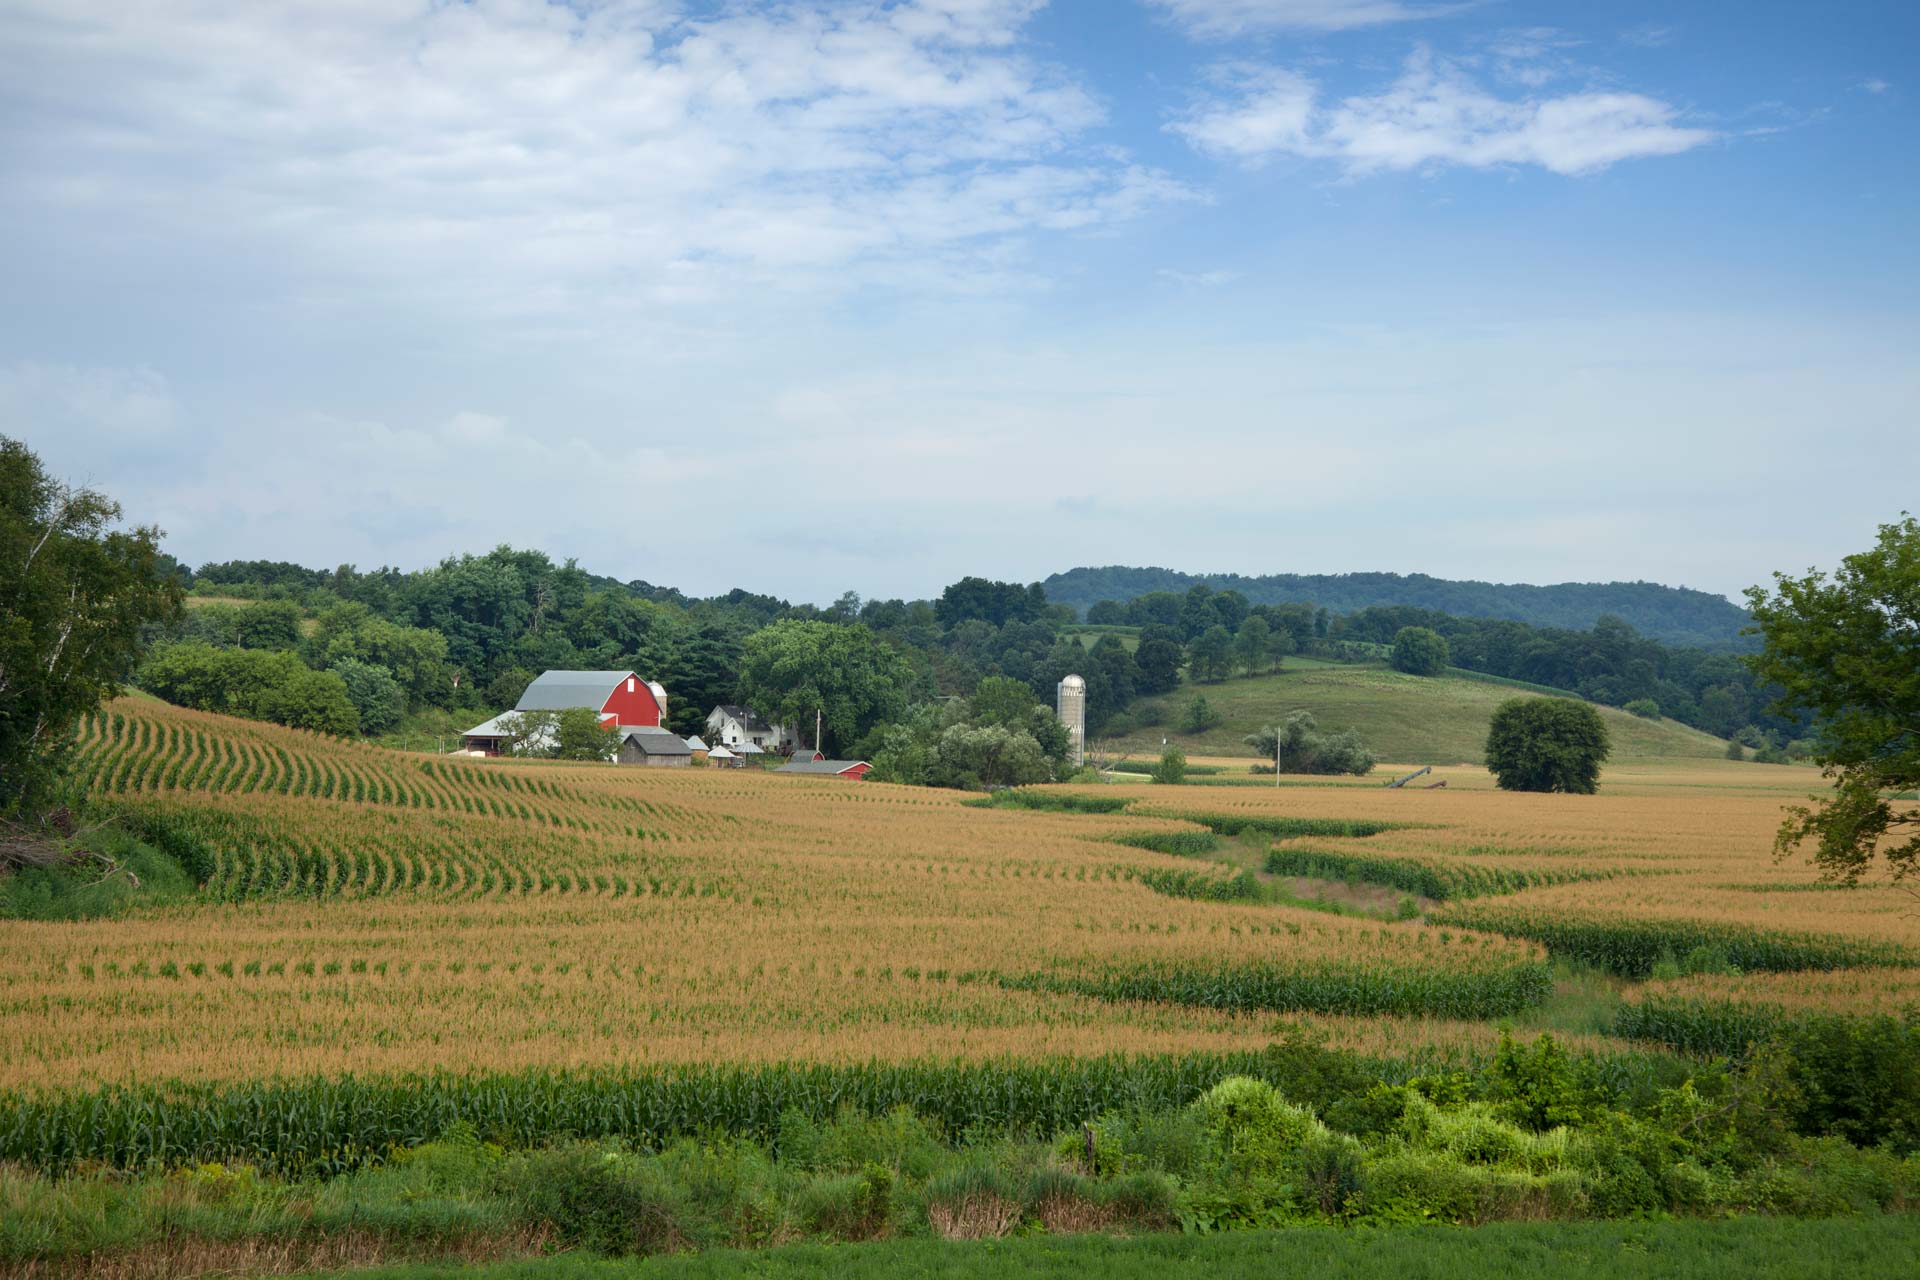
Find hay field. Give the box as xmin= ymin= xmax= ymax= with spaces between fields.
xmin=1128 ymin=659 xmax=1730 ymax=763
xmin=0 ymin=700 xmax=1907 ymax=1092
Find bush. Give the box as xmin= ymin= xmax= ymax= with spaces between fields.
xmin=1624 ymin=698 xmax=1661 ymax=719
xmin=1391 ymin=627 xmax=1450 ymax=677
xmin=1484 ymin=698 xmax=1610 ymax=794
xmin=1246 ymin=711 xmax=1375 ymax=777
xmin=496 ymin=1144 xmax=682 ymax=1255
xmin=1726 ymin=739 xmax=1746 ymax=762
xmin=1149 ymin=747 xmax=1187 ymax=785
xmin=1180 ymin=696 xmax=1221 ymax=734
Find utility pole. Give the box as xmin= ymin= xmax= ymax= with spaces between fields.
xmin=1275 ymin=728 xmax=1281 ymax=788
xmin=815 ymin=707 xmax=823 ymax=756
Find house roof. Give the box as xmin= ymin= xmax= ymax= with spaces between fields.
xmin=516 ymin=670 xmax=639 ymax=712
xmin=620 ymin=726 xmax=691 ymax=756
xmin=711 ymin=704 xmax=773 ymax=732
xmin=734 ymin=741 xmax=766 ymax=754
xmin=775 ymin=759 xmax=871 ymax=775
xmin=685 ymin=736 xmax=709 ymax=751
xmin=462 ymin=713 xmax=520 ymax=739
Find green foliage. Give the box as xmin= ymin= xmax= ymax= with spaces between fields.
xmin=330 ymin=658 xmax=408 ymax=735
xmin=140 ymin=642 xmax=360 ymax=735
xmin=930 ymin=723 xmax=1054 ymax=790
xmin=736 ymin=621 xmax=912 ymax=755
xmin=1430 ymin=903 xmax=1917 ymax=977
xmin=1744 ymin=515 xmax=1920 ymax=883
xmin=1109 ymin=830 xmax=1221 ymax=858
xmin=0 ymin=1045 xmax=1404 ymax=1178
xmin=1725 ymin=738 xmax=1746 ymax=761
xmin=1244 ymin=711 xmax=1375 ymax=776
xmin=495 ymin=708 xmax=620 ymax=761
xmin=0 ymin=829 xmax=197 ymax=920
xmin=1484 ymin=698 xmax=1611 ymax=794
xmin=1390 ymin=627 xmax=1450 ymax=677
xmin=1180 ymin=696 xmax=1221 ymax=734
xmin=969 ymin=790 xmax=1131 ymax=814
xmin=1623 ymin=698 xmax=1660 ymax=719
xmin=1612 ymin=1004 xmax=1920 ymax=1152
xmin=1150 ymin=747 xmax=1187 ymax=785
xmin=0 ymin=436 xmax=183 ymax=814
xmin=1261 ymin=847 xmax=1626 ymax=902
xmin=1187 ymin=625 xmax=1234 ymax=684
xmin=1157 ymin=811 xmax=1409 ymax=839
xmin=1004 ymin=956 xmax=1554 ymax=1020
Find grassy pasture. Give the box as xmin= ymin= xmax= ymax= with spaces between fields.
xmin=336 ymin=1216 xmax=1920 ymax=1280
xmin=1126 ymin=659 xmax=1732 ymax=763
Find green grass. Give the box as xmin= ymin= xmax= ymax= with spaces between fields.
xmin=332 ymin=1215 xmax=1920 ymax=1280
xmin=1130 ymin=658 xmax=1731 ymax=763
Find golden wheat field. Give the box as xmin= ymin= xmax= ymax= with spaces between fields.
xmin=0 ymin=699 xmax=1909 ymax=1090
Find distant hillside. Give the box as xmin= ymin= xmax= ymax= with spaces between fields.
xmin=1043 ymin=567 xmax=1752 ymax=650
xmin=1124 ymin=659 xmax=1733 ymax=765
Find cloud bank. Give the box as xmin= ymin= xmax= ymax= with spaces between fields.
xmin=1170 ymin=51 xmax=1714 ymax=175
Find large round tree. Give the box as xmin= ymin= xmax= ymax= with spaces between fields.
xmin=1391 ymin=626 xmax=1451 ymax=676
xmin=1484 ymin=697 xmax=1611 ymax=794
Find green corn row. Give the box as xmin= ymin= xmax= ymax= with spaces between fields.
xmin=1147 ymin=811 xmax=1415 ymax=840
xmin=1128 ymin=865 xmax=1264 ymax=903
xmin=966 ymin=790 xmax=1134 ymax=815
xmin=1108 ymin=830 xmax=1221 ymax=858
xmin=0 ymin=1049 xmax=1422 ymax=1178
xmin=1613 ymin=997 xmax=1920 ymax=1063
xmin=1262 ymin=846 xmax=1631 ymax=901
xmin=1001 ymin=956 xmax=1553 ymax=1020
xmin=1428 ymin=904 xmax=1920 ymax=977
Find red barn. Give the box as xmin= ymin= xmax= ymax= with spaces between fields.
xmin=774 ymin=758 xmax=873 ymax=780
xmin=461 ymin=670 xmax=668 ymax=755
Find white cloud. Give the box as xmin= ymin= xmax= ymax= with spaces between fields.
xmin=1145 ymin=0 xmax=1458 ymax=38
xmin=0 ymin=364 xmax=177 ymax=441
xmin=0 ymin=1 xmax=1185 ymax=327
xmin=1157 ymin=268 xmax=1239 ymax=286
xmin=1170 ymin=50 xmax=1714 ymax=176
xmin=1861 ymin=78 xmax=1890 ymax=94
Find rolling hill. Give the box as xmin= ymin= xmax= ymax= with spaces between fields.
xmin=1044 ymin=567 xmax=1753 ymax=649
xmin=1121 ymin=658 xmax=1732 ymax=765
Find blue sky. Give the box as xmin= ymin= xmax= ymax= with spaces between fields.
xmin=1 ymin=0 xmax=1913 ymax=605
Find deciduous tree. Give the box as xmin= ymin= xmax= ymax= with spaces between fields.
xmin=1 ymin=437 xmax=182 ymax=815
xmin=1745 ymin=515 xmax=1920 ymax=884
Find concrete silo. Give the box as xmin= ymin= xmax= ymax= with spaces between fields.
xmin=1057 ymin=674 xmax=1086 ymax=769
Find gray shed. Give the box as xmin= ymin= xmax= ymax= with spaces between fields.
xmin=618 ymin=726 xmax=693 ymax=768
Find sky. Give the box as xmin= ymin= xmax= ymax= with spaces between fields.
xmin=1 ymin=0 xmax=1914 ymax=606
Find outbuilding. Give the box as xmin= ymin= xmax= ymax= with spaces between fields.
xmin=618 ymin=727 xmax=693 ymax=768
xmin=774 ymin=758 xmax=873 ymax=780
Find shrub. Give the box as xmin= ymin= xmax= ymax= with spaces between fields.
xmin=1245 ymin=711 xmax=1375 ymax=777
xmin=792 ymin=1162 xmax=892 ymax=1240
xmin=1180 ymin=696 xmax=1221 ymax=734
xmin=1484 ymin=698 xmax=1610 ymax=794
xmin=1726 ymin=739 xmax=1746 ymax=762
xmin=1624 ymin=698 xmax=1661 ymax=719
xmin=496 ymin=1144 xmax=682 ymax=1256
xmin=923 ymin=1162 xmax=1019 ymax=1239
xmin=1149 ymin=747 xmax=1187 ymax=785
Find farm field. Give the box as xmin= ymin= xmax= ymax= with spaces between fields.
xmin=1125 ymin=658 xmax=1731 ymax=763
xmin=0 ymin=697 xmax=1905 ymax=1097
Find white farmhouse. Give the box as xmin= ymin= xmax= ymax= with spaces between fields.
xmin=706 ymin=705 xmax=792 ymax=753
